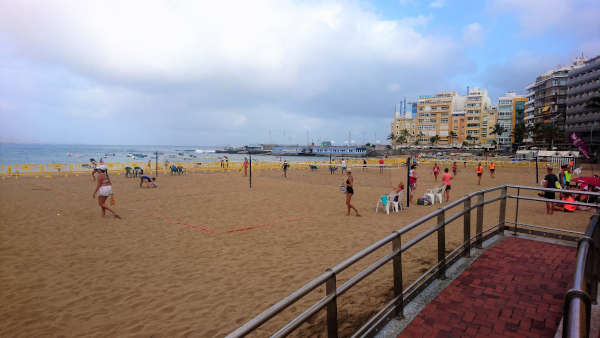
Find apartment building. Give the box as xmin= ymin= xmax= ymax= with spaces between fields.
xmin=566 ymin=55 xmax=600 ymax=147
xmin=524 ymin=57 xmax=586 ymax=144
xmin=497 ymin=92 xmax=527 ymax=149
xmin=465 ymin=88 xmax=492 ymax=145
xmin=390 ymin=117 xmax=417 ymax=146
xmin=414 ymin=91 xmax=469 ymax=145
xmin=390 ymin=88 xmax=499 ymax=147
xmin=451 ymin=111 xmax=465 ymax=145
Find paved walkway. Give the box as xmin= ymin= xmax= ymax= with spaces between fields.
xmin=399 ymin=237 xmax=576 ymax=338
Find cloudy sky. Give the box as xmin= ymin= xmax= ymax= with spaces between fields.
xmin=0 ymin=0 xmax=599 ymax=146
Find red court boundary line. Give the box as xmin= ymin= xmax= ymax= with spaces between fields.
xmin=34 ymin=182 xmax=308 ymax=234
xmin=224 ymin=217 xmax=309 ymax=234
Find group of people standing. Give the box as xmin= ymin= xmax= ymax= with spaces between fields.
xmin=542 ymin=163 xmax=578 ymax=215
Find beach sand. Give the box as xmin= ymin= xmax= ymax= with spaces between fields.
xmin=0 ymin=161 xmax=595 ymax=337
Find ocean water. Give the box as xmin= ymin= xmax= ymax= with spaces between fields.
xmin=0 ymin=143 xmax=336 ymax=165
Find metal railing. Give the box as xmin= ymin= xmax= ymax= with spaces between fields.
xmin=227 ymin=185 xmax=600 ymax=338
xmin=562 ymin=214 xmax=600 ymax=338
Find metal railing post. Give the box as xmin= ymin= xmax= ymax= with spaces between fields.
xmin=325 ymin=270 xmax=338 ymax=338
xmin=499 ymin=186 xmax=507 ymax=233
xmin=591 ymin=232 xmax=599 ymax=304
xmin=476 ymin=192 xmax=484 ymax=248
xmin=463 ymin=196 xmax=471 ymax=258
xmin=392 ymin=232 xmax=404 ymax=317
xmin=513 ymin=187 xmax=520 ymax=236
xmin=437 ymin=209 xmax=446 ymax=279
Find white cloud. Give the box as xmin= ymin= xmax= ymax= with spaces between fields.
xmin=429 ymin=0 xmax=445 ymax=8
xmin=462 ymin=23 xmax=484 ymax=45
xmin=490 ymin=0 xmax=600 ymax=37
xmin=0 ymin=0 xmax=471 ymax=144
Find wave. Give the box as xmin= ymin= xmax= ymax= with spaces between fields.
xmin=195 ymin=149 xmax=216 ymax=153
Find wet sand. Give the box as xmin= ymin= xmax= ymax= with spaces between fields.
xmin=0 ymin=161 xmax=595 ymax=337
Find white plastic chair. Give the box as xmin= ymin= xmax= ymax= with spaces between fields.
xmin=425 ymin=185 xmax=445 ymax=205
xmin=375 ymin=195 xmax=391 ymax=215
xmin=395 ymin=192 xmax=405 ymax=211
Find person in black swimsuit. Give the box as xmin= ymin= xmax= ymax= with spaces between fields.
xmin=345 ymin=169 xmax=361 ymax=216
xmin=544 ymin=166 xmax=559 ymax=215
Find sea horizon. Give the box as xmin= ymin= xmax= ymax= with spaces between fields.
xmin=0 ymin=143 xmax=342 ymax=165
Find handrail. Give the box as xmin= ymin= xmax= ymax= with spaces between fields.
xmin=507 ymin=184 xmax=600 ymax=197
xmin=227 ymin=185 xmax=597 ymax=338
xmin=562 ymin=215 xmax=600 ymax=338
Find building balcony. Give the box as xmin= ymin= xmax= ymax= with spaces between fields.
xmin=567 ymin=81 xmax=600 ymax=96
xmin=568 ymin=69 xmax=600 ymax=84
xmin=568 ymin=95 xmax=599 ymax=106
xmin=566 ymin=112 xmax=600 ymax=124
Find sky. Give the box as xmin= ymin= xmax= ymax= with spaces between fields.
xmin=0 ymin=0 xmax=599 ymax=146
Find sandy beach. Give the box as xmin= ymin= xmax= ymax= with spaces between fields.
xmin=0 ymin=160 xmax=596 ymax=337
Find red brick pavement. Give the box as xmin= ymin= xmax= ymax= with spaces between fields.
xmin=399 ymin=237 xmax=576 ymax=338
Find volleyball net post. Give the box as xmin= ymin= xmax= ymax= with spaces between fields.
xmin=406 ymin=157 xmax=411 ymax=207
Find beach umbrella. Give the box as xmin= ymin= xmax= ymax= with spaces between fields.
xmin=571 ymin=176 xmax=600 ymax=187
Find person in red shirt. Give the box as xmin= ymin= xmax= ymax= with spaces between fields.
xmin=452 ymin=161 xmax=457 ymax=176
xmin=433 ymin=163 xmax=440 ymax=181
xmin=243 ymin=157 xmax=249 ymax=177
xmin=379 ymin=158 xmax=384 ymax=174
xmin=442 ymin=168 xmax=452 ymax=202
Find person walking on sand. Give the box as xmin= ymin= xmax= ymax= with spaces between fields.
xmin=92 ymin=165 xmax=120 ymax=218
xmin=379 ymin=158 xmax=384 ymax=174
xmin=282 ymin=160 xmax=289 ymax=178
xmin=409 ymin=165 xmax=418 ymax=205
xmin=452 ymin=161 xmax=457 ymax=176
xmin=243 ymin=157 xmax=249 ymax=176
xmin=362 ymin=159 xmax=367 ymax=172
xmin=489 ymin=162 xmax=495 ymax=178
xmin=341 ymin=159 xmax=347 ymax=174
xmin=544 ymin=166 xmax=559 ymax=215
xmin=433 ymin=163 xmax=440 ymax=181
xmin=344 ymin=169 xmax=361 ymax=216
xmin=442 ymin=168 xmax=452 ymax=202
xmin=90 ymin=158 xmax=98 ymax=181
xmin=476 ymin=162 xmax=483 ymax=185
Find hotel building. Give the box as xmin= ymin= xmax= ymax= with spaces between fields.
xmin=415 ymin=91 xmax=466 ymax=145
xmin=465 ymin=88 xmax=493 ymax=145
xmin=566 ymin=55 xmax=600 ymax=147
xmin=524 ymin=57 xmax=586 ymax=144
xmin=497 ymin=92 xmax=527 ymax=149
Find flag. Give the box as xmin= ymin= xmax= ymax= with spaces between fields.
xmin=569 ymin=133 xmax=591 ymax=159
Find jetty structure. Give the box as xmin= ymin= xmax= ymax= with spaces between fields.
xmin=216 ymin=142 xmax=369 ymax=157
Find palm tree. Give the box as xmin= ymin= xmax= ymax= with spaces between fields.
xmin=430 ymin=135 xmax=440 ymax=146
xmin=512 ymin=123 xmax=527 ymax=149
xmin=400 ymin=129 xmax=411 ymax=144
xmin=387 ymin=133 xmax=395 ymax=143
xmin=449 ymin=131 xmax=457 ymax=145
xmin=490 ymin=123 xmax=507 ymax=150
xmin=490 ymin=123 xmax=507 ymax=139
